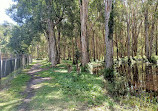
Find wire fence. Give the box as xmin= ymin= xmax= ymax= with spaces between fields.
xmin=0 ymin=54 xmax=32 ymax=79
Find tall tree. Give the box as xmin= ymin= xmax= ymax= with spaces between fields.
xmin=80 ymin=0 xmax=89 ymax=66
xmin=8 ymin=0 xmax=75 ymax=66
xmin=105 ymin=0 xmax=114 ymax=69
xmin=149 ymin=1 xmax=158 ymax=58
xmin=143 ymin=1 xmax=150 ymax=59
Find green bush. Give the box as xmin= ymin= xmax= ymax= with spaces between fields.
xmin=151 ymin=56 xmax=158 ymax=64
xmin=103 ymin=68 xmax=114 ymax=82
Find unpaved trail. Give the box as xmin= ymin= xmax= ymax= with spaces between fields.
xmin=17 ymin=63 xmax=51 ymax=111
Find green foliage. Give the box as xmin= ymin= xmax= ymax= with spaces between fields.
xmin=150 ymin=55 xmax=158 ymax=64
xmin=0 ymin=69 xmax=31 ymax=110
xmin=1 ymin=60 xmax=158 ymax=110
xmin=8 ymin=21 xmax=42 ymax=54
xmin=106 ymin=71 xmax=128 ymax=96
xmin=8 ymin=73 xmax=31 ymax=96
xmin=7 ymin=0 xmax=78 ymax=55
xmin=35 ymin=60 xmax=109 ymax=108
xmin=81 ymin=64 xmax=89 ymax=72
xmin=103 ymin=68 xmax=114 ymax=82
xmin=37 ymin=60 xmax=158 ymax=110
xmin=0 ymin=22 xmax=13 ymax=53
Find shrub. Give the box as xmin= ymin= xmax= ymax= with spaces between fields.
xmin=103 ymin=68 xmax=114 ymax=82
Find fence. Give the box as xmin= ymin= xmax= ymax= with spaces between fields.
xmin=0 ymin=54 xmax=32 ymax=79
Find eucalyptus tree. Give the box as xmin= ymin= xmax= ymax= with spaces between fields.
xmin=141 ymin=0 xmax=158 ymax=60
xmin=142 ymin=0 xmax=150 ymax=59
xmin=61 ymin=4 xmax=80 ymax=64
xmin=104 ymin=0 xmax=114 ymax=69
xmin=88 ymin=0 xmax=105 ymax=61
xmin=80 ymin=0 xmax=89 ymax=66
xmin=148 ymin=1 xmax=158 ymax=59
xmin=8 ymin=0 xmax=76 ymax=66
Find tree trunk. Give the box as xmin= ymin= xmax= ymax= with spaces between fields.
xmin=115 ymin=24 xmax=119 ymax=60
xmin=135 ymin=22 xmax=142 ymax=57
xmin=156 ymin=25 xmax=158 ymax=55
xmin=92 ymin=30 xmax=95 ymax=61
xmin=105 ymin=0 xmax=113 ymax=69
xmin=131 ymin=13 xmax=135 ymax=57
xmin=149 ymin=4 xmax=158 ymax=58
xmin=63 ymin=45 xmax=66 ymax=60
xmin=45 ymin=31 xmax=51 ymax=62
xmin=144 ymin=9 xmax=150 ymax=59
xmin=72 ymin=38 xmax=75 ymax=64
xmin=80 ymin=0 xmax=89 ymax=66
xmin=37 ymin=45 xmax=39 ymax=59
xmin=48 ymin=40 xmax=51 ymax=62
xmin=57 ymin=27 xmax=61 ymax=64
xmin=150 ymin=24 xmax=155 ymax=57
xmin=68 ymin=45 xmax=71 ymax=60
xmin=103 ymin=27 xmax=106 ymax=61
xmin=48 ymin=19 xmax=58 ymax=66
xmin=96 ymin=35 xmax=99 ymax=60
xmin=127 ymin=15 xmax=130 ymax=60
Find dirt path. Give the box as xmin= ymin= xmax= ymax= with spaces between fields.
xmin=17 ymin=63 xmax=51 ymax=111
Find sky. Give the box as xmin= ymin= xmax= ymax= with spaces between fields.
xmin=0 ymin=0 xmax=16 ymax=24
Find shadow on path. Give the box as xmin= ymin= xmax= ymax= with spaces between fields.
xmin=17 ymin=63 xmax=51 ymax=111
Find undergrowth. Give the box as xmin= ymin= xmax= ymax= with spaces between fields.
xmin=29 ymin=60 xmax=114 ymax=110
xmin=103 ymin=68 xmax=158 ymax=111
xmin=1 ymin=60 xmax=157 ymax=111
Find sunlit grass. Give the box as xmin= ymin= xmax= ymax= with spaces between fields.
xmin=0 ymin=64 xmax=32 ymax=111
xmin=1 ymin=60 xmax=157 ymax=111
xmin=28 ymin=60 xmax=115 ymax=110
xmin=36 ymin=60 xmax=158 ymax=111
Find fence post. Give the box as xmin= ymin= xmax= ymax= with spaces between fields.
xmin=4 ymin=59 xmax=7 ymax=77
xmin=14 ymin=55 xmax=17 ymax=72
xmin=0 ymin=53 xmax=31 ymax=81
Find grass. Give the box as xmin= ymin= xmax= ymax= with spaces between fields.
xmin=29 ymin=60 xmax=115 ymax=110
xmin=29 ymin=60 xmax=158 ymax=110
xmin=0 ymin=60 xmax=158 ymax=111
xmin=104 ymin=70 xmax=158 ymax=111
xmin=0 ymin=65 xmax=31 ymax=111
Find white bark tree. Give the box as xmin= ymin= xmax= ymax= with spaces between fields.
xmin=105 ymin=0 xmax=113 ymax=69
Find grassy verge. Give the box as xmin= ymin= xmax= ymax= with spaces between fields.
xmin=29 ymin=60 xmax=117 ymax=111
xmin=0 ymin=65 xmax=32 ymax=111
xmin=1 ymin=60 xmax=157 ymax=111
xmin=31 ymin=60 xmax=158 ymax=111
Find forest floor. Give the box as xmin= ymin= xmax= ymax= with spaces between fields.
xmin=0 ymin=60 xmax=157 ymax=111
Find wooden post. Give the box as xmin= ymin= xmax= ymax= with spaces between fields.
xmin=14 ymin=55 xmax=17 ymax=72
xmin=4 ymin=59 xmax=7 ymax=77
